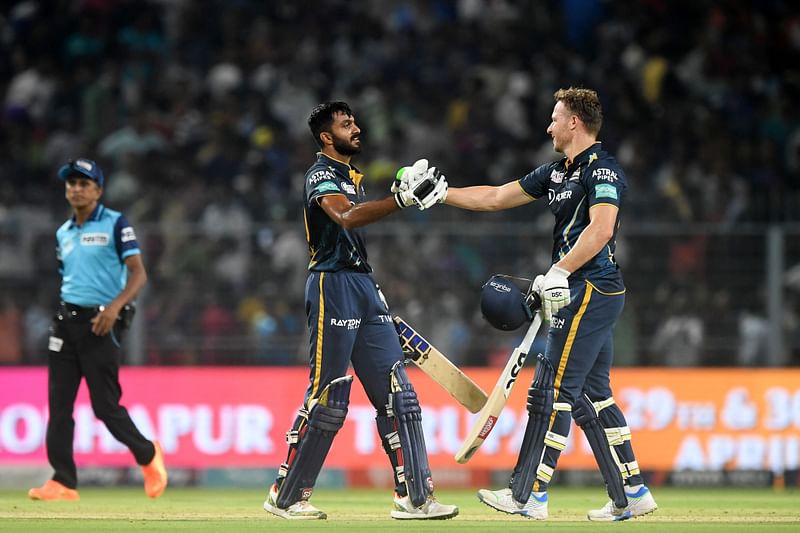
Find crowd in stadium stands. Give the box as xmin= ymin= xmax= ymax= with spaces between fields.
xmin=1 ymin=1 xmax=799 ymax=366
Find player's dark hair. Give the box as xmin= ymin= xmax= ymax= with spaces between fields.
xmin=554 ymin=87 xmax=603 ymax=135
xmin=308 ymin=101 xmax=353 ymax=147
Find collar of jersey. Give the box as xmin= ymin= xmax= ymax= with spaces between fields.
xmin=69 ymin=203 xmax=104 ymax=229
xmin=317 ymin=152 xmax=363 ymax=188
xmin=565 ymin=141 xmax=602 ymax=171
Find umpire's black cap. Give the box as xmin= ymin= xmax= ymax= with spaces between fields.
xmin=480 ymin=275 xmax=534 ymax=331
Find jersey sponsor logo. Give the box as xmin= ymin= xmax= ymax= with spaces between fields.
xmin=330 ymin=317 xmax=361 ymax=330
xmin=569 ymin=169 xmax=581 ymax=181
xmin=342 ymin=183 xmax=356 ymax=195
xmin=549 ymin=170 xmax=565 ymax=184
xmin=592 ymin=168 xmax=618 ymax=182
xmin=549 ymin=189 xmax=573 ymax=204
xmin=595 ymin=183 xmax=618 ymax=199
xmin=80 ymin=232 xmax=109 ymax=246
xmin=314 ymin=181 xmax=341 ymax=194
xmin=550 ymin=316 xmax=565 ymax=329
xmin=309 ymin=169 xmax=335 ymax=184
xmin=121 ymin=227 xmax=137 ymax=243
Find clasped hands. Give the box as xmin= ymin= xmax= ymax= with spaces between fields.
xmin=392 ymin=158 xmax=448 ymax=210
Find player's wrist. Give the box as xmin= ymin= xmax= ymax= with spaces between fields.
xmin=394 ymin=192 xmax=409 ymax=209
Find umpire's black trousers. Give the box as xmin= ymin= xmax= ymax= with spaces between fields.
xmin=47 ymin=308 xmax=154 ymax=489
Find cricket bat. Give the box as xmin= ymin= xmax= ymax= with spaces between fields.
xmin=454 ymin=310 xmax=543 ymax=463
xmin=394 ymin=316 xmax=487 ymax=413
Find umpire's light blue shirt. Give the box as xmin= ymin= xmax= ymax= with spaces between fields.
xmin=57 ymin=203 xmax=141 ymax=307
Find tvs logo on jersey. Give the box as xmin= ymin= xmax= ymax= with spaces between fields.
xmin=549 ymin=170 xmax=565 ymax=184
xmin=81 ymin=233 xmax=109 ymax=246
xmin=592 ymin=168 xmax=618 ymax=182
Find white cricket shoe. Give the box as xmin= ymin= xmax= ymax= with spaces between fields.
xmin=477 ymin=487 xmax=548 ymax=520
xmin=587 ymin=485 xmax=657 ymax=521
xmin=391 ymin=492 xmax=459 ymax=520
xmin=263 ymin=483 xmax=327 ymax=520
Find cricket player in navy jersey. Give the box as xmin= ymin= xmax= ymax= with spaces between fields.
xmin=440 ymin=88 xmax=657 ymax=521
xmin=28 ymin=158 xmax=166 ymax=502
xmin=262 ymin=101 xmax=456 ymax=521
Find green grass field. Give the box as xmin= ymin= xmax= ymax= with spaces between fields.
xmin=1 ymin=486 xmax=798 ymax=532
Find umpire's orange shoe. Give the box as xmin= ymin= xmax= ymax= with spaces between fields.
xmin=28 ymin=480 xmax=80 ymax=501
xmin=142 ymin=441 xmax=167 ymax=498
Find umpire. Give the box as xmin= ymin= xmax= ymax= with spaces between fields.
xmin=28 ymin=158 xmax=166 ymax=501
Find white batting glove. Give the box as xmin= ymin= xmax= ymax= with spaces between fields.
xmin=392 ymin=158 xmax=428 ymax=194
xmin=394 ymin=186 xmax=419 ymax=208
xmin=417 ymin=168 xmax=448 ymax=209
xmin=540 ymin=265 xmax=571 ymax=321
xmin=531 ymin=274 xmax=545 ymax=295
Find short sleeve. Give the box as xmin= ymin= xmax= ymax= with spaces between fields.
xmin=114 ymin=215 xmax=141 ymax=260
xmin=518 ymin=163 xmax=556 ymax=200
xmin=306 ymin=168 xmax=345 ymax=204
xmin=586 ymin=165 xmax=624 ymax=208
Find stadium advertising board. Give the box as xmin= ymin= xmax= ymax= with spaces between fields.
xmin=1 ymin=368 xmax=798 ymax=472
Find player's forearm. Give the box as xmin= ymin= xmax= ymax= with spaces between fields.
xmin=445 ymin=186 xmax=505 ymax=211
xmin=336 ymin=196 xmax=399 ymax=229
xmin=446 ymin=181 xmax=532 ymax=211
xmin=556 ymin=222 xmax=614 ymax=273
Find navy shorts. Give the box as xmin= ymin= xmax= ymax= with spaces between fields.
xmin=544 ymin=280 xmax=625 ymax=405
xmin=303 ymin=271 xmax=404 ymax=411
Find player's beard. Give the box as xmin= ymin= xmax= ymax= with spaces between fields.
xmin=332 ymin=135 xmax=361 ymax=156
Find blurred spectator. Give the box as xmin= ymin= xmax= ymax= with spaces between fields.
xmin=1 ymin=1 xmax=799 ymax=366
xmin=0 ymin=294 xmax=22 ymax=364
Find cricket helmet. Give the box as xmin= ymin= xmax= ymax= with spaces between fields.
xmin=480 ymin=274 xmax=535 ymax=331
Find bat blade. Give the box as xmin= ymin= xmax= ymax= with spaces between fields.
xmin=394 ymin=316 xmax=487 ymax=413
xmin=454 ymin=312 xmax=543 ymax=463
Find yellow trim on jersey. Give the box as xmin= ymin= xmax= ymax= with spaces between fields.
xmin=586 ymin=280 xmax=626 ymax=296
xmin=318 ymin=152 xmax=352 ymax=168
xmin=310 ymin=273 xmax=326 ymax=400
xmin=349 ymin=169 xmax=363 ymax=190
xmin=318 ymin=152 xmax=363 ymax=190
xmin=516 ymin=180 xmax=537 ymax=200
xmin=560 ymin=196 xmax=586 ymax=254
xmin=303 ymin=209 xmax=310 ymax=242
xmin=589 ymin=202 xmax=619 ymax=210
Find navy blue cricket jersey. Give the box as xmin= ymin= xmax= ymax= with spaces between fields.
xmin=56 ymin=203 xmax=141 ymax=307
xmin=519 ymin=142 xmax=626 ymax=293
xmin=303 ymin=153 xmax=371 ymax=273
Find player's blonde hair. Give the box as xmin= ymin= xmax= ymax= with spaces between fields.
xmin=554 ymin=87 xmax=603 ymax=135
